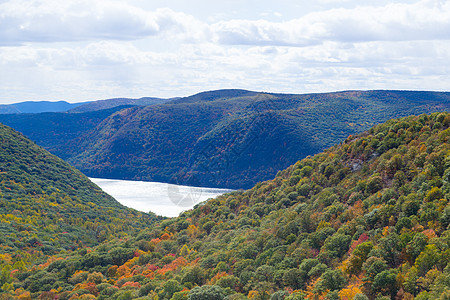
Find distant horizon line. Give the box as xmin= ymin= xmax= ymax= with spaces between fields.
xmin=2 ymin=88 xmax=450 ymax=105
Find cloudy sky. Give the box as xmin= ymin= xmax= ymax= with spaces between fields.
xmin=0 ymin=0 xmax=449 ymax=104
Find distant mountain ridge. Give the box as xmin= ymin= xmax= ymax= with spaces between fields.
xmin=0 ymin=96 xmax=175 ymax=114
xmin=68 ymin=97 xmax=174 ymax=113
xmin=0 ymin=89 xmax=449 ymax=189
xmin=0 ymin=100 xmax=86 ymax=114
xmin=170 ymin=89 xmax=259 ymax=104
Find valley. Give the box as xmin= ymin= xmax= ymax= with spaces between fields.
xmin=2 ymin=0 xmax=449 ymax=298
xmin=0 ymin=92 xmax=448 ymax=299
xmin=0 ymin=111 xmax=447 ymax=299
xmin=0 ymin=89 xmax=449 ymax=189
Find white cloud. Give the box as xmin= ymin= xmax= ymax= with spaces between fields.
xmin=0 ymin=0 xmax=207 ymax=45
xmin=1 ymin=37 xmax=450 ymax=102
xmin=212 ymin=0 xmax=450 ymax=46
xmin=0 ymin=41 xmax=181 ymax=70
xmin=0 ymin=0 xmax=449 ymax=103
xmin=2 ymin=0 xmax=450 ymax=47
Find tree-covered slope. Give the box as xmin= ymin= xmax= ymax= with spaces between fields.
xmin=0 ymin=90 xmax=449 ymax=189
xmin=0 ymin=124 xmax=159 ymax=265
xmin=4 ymin=112 xmax=449 ymax=299
xmin=0 ymin=106 xmax=132 ymax=160
xmin=68 ymin=90 xmax=449 ymax=189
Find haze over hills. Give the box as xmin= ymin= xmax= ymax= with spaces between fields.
xmin=0 ymin=101 xmax=86 ymax=114
xmin=68 ymin=97 xmax=174 ymax=113
xmin=3 ymin=113 xmax=448 ymax=299
xmin=170 ymin=89 xmax=259 ymax=104
xmin=0 ymin=89 xmax=449 ymax=189
xmin=0 ymin=123 xmax=159 ymax=261
xmin=0 ymin=96 xmax=174 ymax=115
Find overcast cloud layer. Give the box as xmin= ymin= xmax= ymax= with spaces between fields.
xmin=0 ymin=0 xmax=449 ymax=103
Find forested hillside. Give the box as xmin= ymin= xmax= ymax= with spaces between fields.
xmin=0 ymin=124 xmax=159 ymax=276
xmin=3 ymin=112 xmax=448 ymax=299
xmin=0 ymin=90 xmax=449 ymax=189
xmin=65 ymin=90 xmax=450 ymax=189
xmin=0 ymin=106 xmax=132 ymax=160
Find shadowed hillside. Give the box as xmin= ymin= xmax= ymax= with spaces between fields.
xmin=65 ymin=90 xmax=450 ymax=189
xmin=0 ymin=90 xmax=449 ymax=189
xmin=0 ymin=106 xmax=132 ymax=160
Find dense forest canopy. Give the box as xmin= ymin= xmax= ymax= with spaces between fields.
xmin=1 ymin=112 xmax=448 ymax=299
xmin=0 ymin=124 xmax=160 ymax=276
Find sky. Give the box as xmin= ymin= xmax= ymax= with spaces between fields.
xmin=0 ymin=0 xmax=449 ymax=104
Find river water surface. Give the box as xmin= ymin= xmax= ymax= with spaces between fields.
xmin=90 ymin=178 xmax=234 ymax=217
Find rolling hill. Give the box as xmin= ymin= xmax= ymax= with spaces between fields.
xmin=0 ymin=90 xmax=449 ymax=189
xmin=3 ymin=112 xmax=448 ymax=299
xmin=0 ymin=106 xmax=133 ymax=160
xmin=0 ymin=123 xmax=159 ymax=263
xmin=68 ymin=97 xmax=173 ymax=113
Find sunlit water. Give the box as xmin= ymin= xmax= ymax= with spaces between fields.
xmin=90 ymin=178 xmax=234 ymax=217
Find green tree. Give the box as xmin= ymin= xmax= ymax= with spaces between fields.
xmin=202 ymin=221 xmax=216 ymax=234
xmin=0 ymin=265 xmax=12 ymax=288
xmin=366 ymin=175 xmax=383 ymax=194
xmin=216 ymin=275 xmax=240 ymax=291
xmin=372 ymin=269 xmax=398 ymax=298
xmin=188 ymin=285 xmax=226 ymax=300
xmin=415 ymin=244 xmax=440 ymax=276
xmin=270 ymin=290 xmax=289 ymax=300
xmin=315 ymin=269 xmax=346 ymax=294
xmin=346 ymin=241 xmax=373 ymax=275
xmin=323 ymin=234 xmax=352 ymax=258
xmin=282 ymin=268 xmax=303 ymax=290
xmin=172 ymin=291 xmax=189 ymax=300
xmin=362 ymin=257 xmax=388 ymax=282
xmin=162 ymin=280 xmax=183 ymax=299
xmin=353 ymin=294 xmax=369 ymax=300
xmin=406 ymin=233 xmax=428 ymax=262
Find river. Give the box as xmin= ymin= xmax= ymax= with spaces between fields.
xmin=90 ymin=178 xmax=234 ymax=217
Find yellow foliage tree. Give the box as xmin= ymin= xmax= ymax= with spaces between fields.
xmin=338 ymin=284 xmax=362 ymax=299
